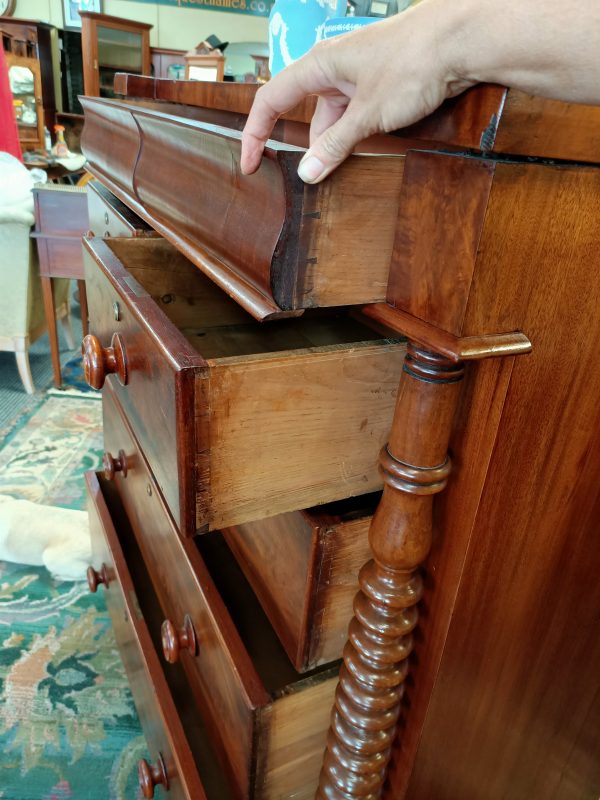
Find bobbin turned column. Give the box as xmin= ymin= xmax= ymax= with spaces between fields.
xmin=317 ymin=343 xmax=464 ymax=800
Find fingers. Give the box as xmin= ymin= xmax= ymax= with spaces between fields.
xmin=298 ymin=102 xmax=371 ymax=184
xmin=309 ymin=93 xmax=351 ymax=147
xmin=240 ymin=86 xmax=286 ymax=174
xmin=240 ymin=46 xmax=344 ymax=175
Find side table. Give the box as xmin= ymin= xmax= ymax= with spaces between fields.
xmin=31 ymin=183 xmax=89 ymax=387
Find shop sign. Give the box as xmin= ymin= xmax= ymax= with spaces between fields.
xmin=127 ymin=0 xmax=272 ymax=16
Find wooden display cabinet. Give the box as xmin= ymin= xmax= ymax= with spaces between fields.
xmin=184 ymin=52 xmax=225 ymax=82
xmin=80 ymin=12 xmax=152 ymax=99
xmin=0 ymin=17 xmax=57 ymax=151
xmin=151 ymin=47 xmax=186 ymax=80
xmin=5 ymin=53 xmax=44 ymax=151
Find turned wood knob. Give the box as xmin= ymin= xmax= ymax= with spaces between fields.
xmin=87 ymin=564 xmax=109 ymax=593
xmin=103 ymin=449 xmax=128 ymax=480
xmin=161 ymin=614 xmax=198 ymax=664
xmin=81 ymin=332 xmax=128 ymax=390
xmin=138 ymin=754 xmax=169 ymax=798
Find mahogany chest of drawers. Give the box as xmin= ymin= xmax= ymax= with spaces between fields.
xmin=82 ymin=78 xmax=600 ymax=800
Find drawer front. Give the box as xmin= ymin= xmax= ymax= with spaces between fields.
xmin=85 ymin=471 xmax=207 ymax=800
xmin=83 ymin=238 xmax=203 ymax=536
xmin=101 ymin=383 xmax=267 ymax=799
xmin=81 ymin=96 xmax=405 ymax=318
xmin=223 ymin=500 xmax=374 ymax=672
xmin=88 ymin=181 xmax=158 ymax=239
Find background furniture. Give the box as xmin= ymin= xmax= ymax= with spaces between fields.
xmin=59 ymin=29 xmax=84 ymax=115
xmin=184 ymin=51 xmax=224 ymax=82
xmin=80 ymin=12 xmax=151 ymax=99
xmin=0 ymin=17 xmax=57 ymax=150
xmin=151 ymin=47 xmax=185 ymax=80
xmin=80 ymin=79 xmax=600 ymax=799
xmin=0 ymin=197 xmax=72 ymax=394
xmin=31 ymin=183 xmax=89 ymax=388
xmin=5 ymin=52 xmax=44 ymax=152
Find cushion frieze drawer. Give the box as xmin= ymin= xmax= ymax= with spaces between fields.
xmin=101 ymin=383 xmax=339 ymax=800
xmin=81 ymin=95 xmax=405 ymax=318
xmin=85 ymin=471 xmax=208 ymax=800
xmin=83 ymin=235 xmax=406 ymax=537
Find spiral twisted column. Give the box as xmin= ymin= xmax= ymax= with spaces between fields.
xmin=317 ymin=344 xmax=465 ymax=800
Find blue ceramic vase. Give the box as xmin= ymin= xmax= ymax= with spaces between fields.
xmin=269 ymin=0 xmax=347 ymax=76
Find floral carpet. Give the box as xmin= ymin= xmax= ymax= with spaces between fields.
xmin=0 ymin=396 xmax=102 ymax=510
xmin=0 ymin=392 xmax=146 ymax=799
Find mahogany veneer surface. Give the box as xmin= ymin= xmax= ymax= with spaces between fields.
xmin=384 ymin=155 xmax=600 ymax=799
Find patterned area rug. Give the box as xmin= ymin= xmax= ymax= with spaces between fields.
xmin=0 ymin=396 xmax=102 ymax=510
xmin=0 ymin=393 xmax=146 ymax=799
xmin=53 ymin=353 xmax=99 ymax=398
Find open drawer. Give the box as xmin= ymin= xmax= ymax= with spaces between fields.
xmin=222 ymin=494 xmax=378 ymax=672
xmin=85 ymin=471 xmax=209 ymax=800
xmin=81 ymin=96 xmax=405 ymax=318
xmin=83 ymin=235 xmax=406 ymax=537
xmin=87 ymin=180 xmax=159 ymax=239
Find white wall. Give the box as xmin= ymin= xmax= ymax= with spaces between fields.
xmin=14 ymin=0 xmax=268 ymax=49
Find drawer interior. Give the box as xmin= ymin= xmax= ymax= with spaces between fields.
xmin=223 ymin=490 xmax=381 ymax=671
xmin=104 ymin=237 xmax=392 ymax=361
xmin=197 ymin=530 xmax=338 ymax=697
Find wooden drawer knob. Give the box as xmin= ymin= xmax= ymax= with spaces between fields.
xmin=138 ymin=754 xmax=169 ymax=798
xmin=103 ymin=449 xmax=128 ymax=480
xmin=161 ymin=614 xmax=198 ymax=664
xmin=87 ymin=563 xmax=109 ymax=593
xmin=81 ymin=332 xmax=128 ymax=390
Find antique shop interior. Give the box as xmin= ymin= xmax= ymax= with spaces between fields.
xmin=0 ymin=0 xmax=598 ymax=797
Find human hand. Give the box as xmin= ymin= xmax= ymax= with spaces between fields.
xmin=241 ymin=0 xmax=473 ymax=183
xmin=241 ymin=0 xmax=600 ymax=184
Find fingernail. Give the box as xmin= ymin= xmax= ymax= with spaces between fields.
xmin=298 ymin=155 xmax=325 ymax=183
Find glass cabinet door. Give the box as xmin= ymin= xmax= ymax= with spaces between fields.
xmin=6 ymin=55 xmax=43 ymax=148
xmin=97 ymin=25 xmax=143 ymax=98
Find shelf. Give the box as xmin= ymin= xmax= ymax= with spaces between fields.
xmin=99 ymin=63 xmax=142 ymax=72
xmin=98 ymin=38 xmax=141 ymax=48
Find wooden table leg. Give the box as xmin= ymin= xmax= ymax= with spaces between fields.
xmin=41 ymin=275 xmax=62 ymax=388
xmin=78 ymin=279 xmax=89 ymax=337
xmin=317 ymin=343 xmax=464 ymax=799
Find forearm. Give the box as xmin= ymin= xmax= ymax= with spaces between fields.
xmin=447 ymin=0 xmax=600 ymax=105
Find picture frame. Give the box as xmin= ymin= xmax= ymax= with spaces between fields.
xmin=62 ymin=0 xmax=102 ymax=31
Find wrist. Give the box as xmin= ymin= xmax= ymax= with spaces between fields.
xmin=416 ymin=0 xmax=485 ymax=95
xmin=440 ymin=0 xmax=486 ymax=82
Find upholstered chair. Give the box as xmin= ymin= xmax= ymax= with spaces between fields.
xmin=0 ymin=198 xmax=72 ymax=394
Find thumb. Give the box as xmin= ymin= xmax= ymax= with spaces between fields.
xmin=297 ymin=106 xmax=369 ymax=184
